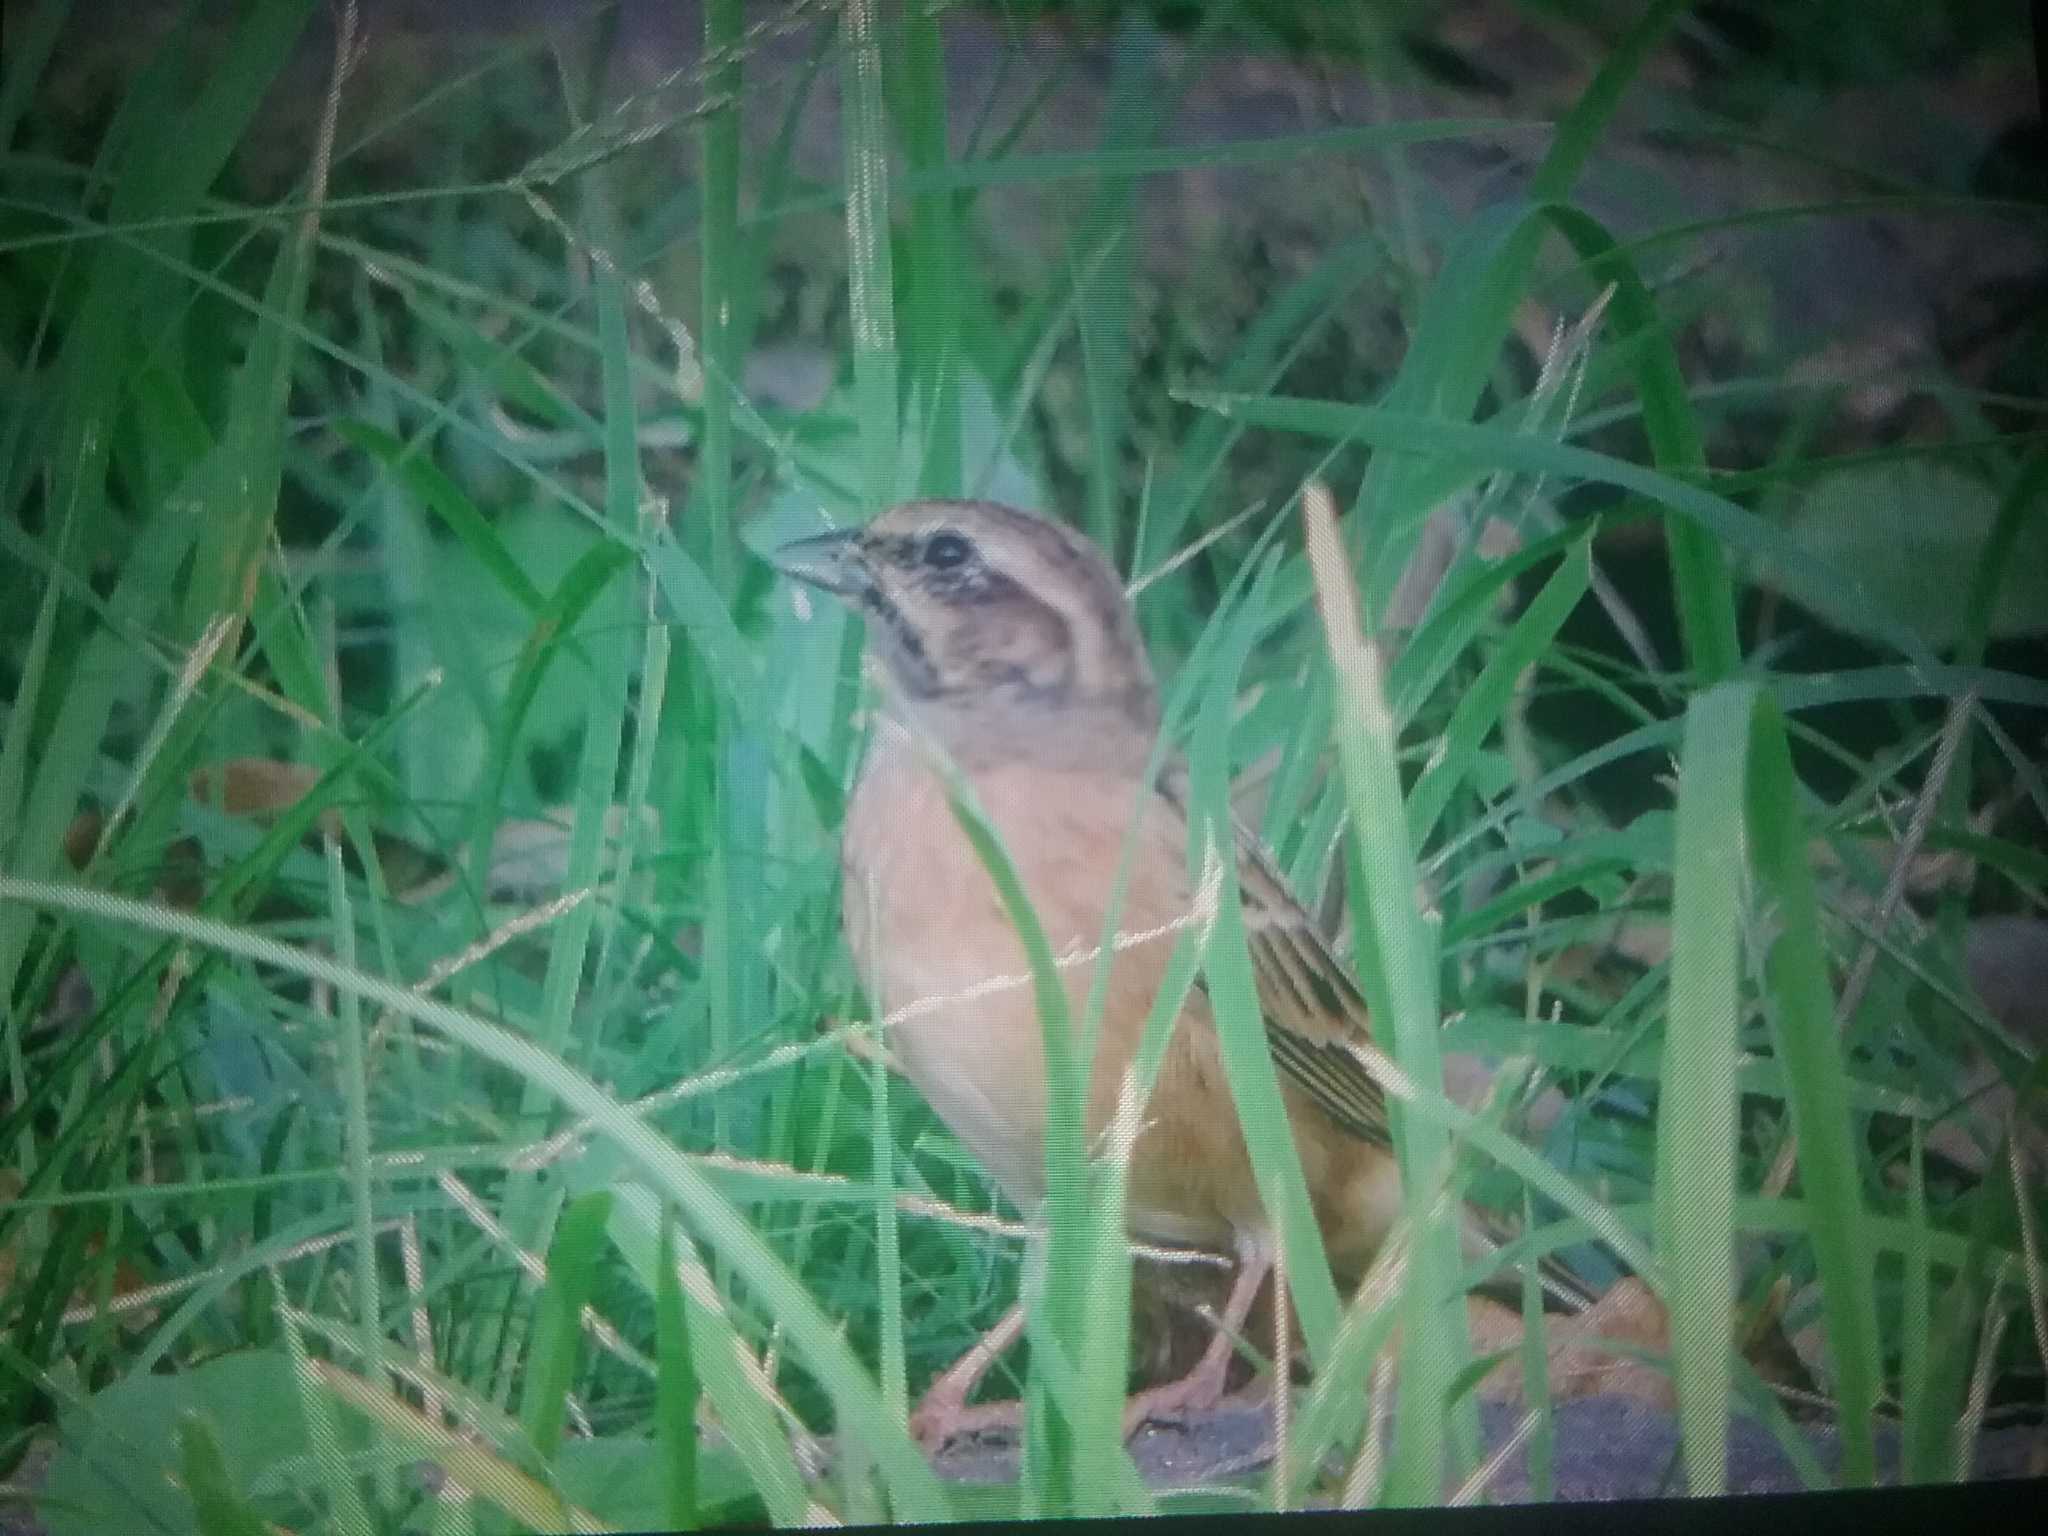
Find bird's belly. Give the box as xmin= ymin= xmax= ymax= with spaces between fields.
xmin=854 ymin=868 xmax=1058 ymax=1205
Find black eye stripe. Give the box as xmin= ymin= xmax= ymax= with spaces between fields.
xmin=858 ymin=585 xmax=942 ymax=696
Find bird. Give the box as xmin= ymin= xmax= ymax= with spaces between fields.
xmin=772 ymin=497 xmax=1599 ymax=1448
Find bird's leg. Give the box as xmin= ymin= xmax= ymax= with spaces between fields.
xmin=907 ymin=1301 xmax=1030 ymax=1450
xmin=1122 ymin=1235 xmax=1274 ymax=1436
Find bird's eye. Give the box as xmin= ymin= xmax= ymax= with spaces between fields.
xmin=922 ymin=531 xmax=972 ymax=570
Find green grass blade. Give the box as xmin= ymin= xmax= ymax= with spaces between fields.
xmin=1303 ymin=487 xmax=1471 ymax=1503
xmin=775 ymin=117 xmax=1540 ymax=208
xmin=275 ymin=1264 xmax=375 ymax=1536
xmin=1405 ymin=535 xmax=1592 ymax=846
xmin=0 ymin=872 xmax=954 ymax=1519
xmin=841 ymin=0 xmax=899 ymax=516
xmin=1899 ymin=1125 xmax=1933 ymax=1479
xmin=1661 ymin=681 xmax=1753 ymax=1494
xmin=1538 ymin=203 xmax=1738 ymax=682
xmin=1183 ymin=550 xmax=1344 ymax=1354
xmin=308 ymin=1354 xmax=612 ymax=1534
xmin=522 ymin=1189 xmax=617 ymax=1468
xmin=1349 ymin=0 xmax=1687 ymax=619
xmin=1069 ymin=28 xmax=1157 ymax=557
xmin=894 ymin=2 xmax=962 ymax=497
xmin=175 ymin=1411 xmax=273 ymax=1536
xmin=1743 ymin=696 xmax=1880 ymax=1483
xmin=490 ymin=226 xmax=644 ymax=1401
xmin=1140 ymin=230 xmax=1388 ymax=590
xmin=323 ymin=839 xmax=388 ymax=1507
xmin=932 ymin=767 xmax=1087 ymax=1510
xmin=654 ymin=1211 xmax=702 ymax=1531
xmin=339 ymin=420 xmax=548 ymax=613
xmin=0 ymin=0 xmax=67 ymax=154
xmin=1182 ymin=389 xmax=1942 ymax=673
xmin=606 ymin=1188 xmax=810 ymax=1527
xmin=697 ymin=0 xmax=742 ymax=580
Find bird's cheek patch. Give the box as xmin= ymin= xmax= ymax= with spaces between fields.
xmin=961 ymin=607 xmax=1074 ymax=695
xmin=1006 ymin=621 xmax=1072 ymax=693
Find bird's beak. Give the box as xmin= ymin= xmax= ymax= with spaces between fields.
xmin=769 ymin=527 xmax=869 ymax=598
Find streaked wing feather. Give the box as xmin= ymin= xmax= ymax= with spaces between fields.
xmin=1157 ymin=766 xmax=1394 ymax=1149
xmin=1160 ymin=766 xmax=1598 ymax=1316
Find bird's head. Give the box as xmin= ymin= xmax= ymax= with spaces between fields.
xmin=772 ymin=500 xmax=1160 ymax=761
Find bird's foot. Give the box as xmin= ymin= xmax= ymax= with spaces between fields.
xmin=908 ymin=1302 xmax=1030 ymax=1453
xmin=1120 ymin=1363 xmax=1235 ymax=1438
xmin=908 ymin=1391 xmax=1025 ymax=1453
xmin=1213 ymin=1378 xmax=1278 ymax=1417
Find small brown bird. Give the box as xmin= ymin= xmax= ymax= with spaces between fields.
xmin=774 ymin=498 xmax=1592 ymax=1447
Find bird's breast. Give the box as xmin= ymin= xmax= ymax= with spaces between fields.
xmin=837 ymin=727 xmax=1396 ymax=1270
xmin=839 ymin=728 xmax=1194 ymax=1212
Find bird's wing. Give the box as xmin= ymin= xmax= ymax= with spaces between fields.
xmin=1157 ymin=766 xmax=1602 ymax=1315
xmin=1154 ymin=766 xmax=1395 ymax=1149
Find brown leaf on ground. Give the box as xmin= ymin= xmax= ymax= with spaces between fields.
xmin=1473 ymin=1277 xmax=1677 ymax=1411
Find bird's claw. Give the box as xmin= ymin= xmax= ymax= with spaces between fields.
xmin=908 ymin=1395 xmax=1025 ymax=1453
